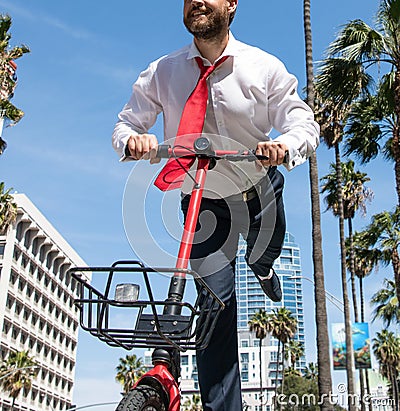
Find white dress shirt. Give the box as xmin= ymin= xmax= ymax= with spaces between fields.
xmin=112 ymin=33 xmax=319 ymax=198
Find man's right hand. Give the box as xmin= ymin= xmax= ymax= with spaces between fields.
xmin=126 ymin=134 xmax=160 ymax=163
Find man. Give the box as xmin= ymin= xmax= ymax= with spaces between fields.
xmin=112 ymin=0 xmax=319 ymax=409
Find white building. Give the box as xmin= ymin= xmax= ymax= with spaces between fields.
xmin=0 ymin=194 xmax=88 ymax=411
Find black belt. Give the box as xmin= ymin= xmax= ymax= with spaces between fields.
xmin=225 ymin=167 xmax=276 ymax=202
xmin=225 ymin=183 xmax=262 ymax=202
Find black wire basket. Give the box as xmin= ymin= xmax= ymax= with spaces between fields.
xmin=69 ymin=260 xmax=225 ymax=352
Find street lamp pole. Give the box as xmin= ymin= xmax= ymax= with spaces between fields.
xmin=66 ymin=402 xmax=119 ymax=410
xmin=290 ymin=275 xmax=344 ymax=313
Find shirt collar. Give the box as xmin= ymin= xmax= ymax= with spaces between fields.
xmin=186 ymin=31 xmax=240 ymax=64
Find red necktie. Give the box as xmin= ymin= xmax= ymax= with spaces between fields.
xmin=154 ymin=56 xmax=228 ymax=191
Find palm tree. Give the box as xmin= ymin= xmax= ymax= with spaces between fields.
xmin=321 ymin=160 xmax=373 ymax=320
xmin=284 ymin=340 xmax=305 ymax=370
xmin=115 ymin=354 xmax=146 ymax=394
xmin=302 ymin=1 xmax=333 ymax=408
xmin=0 ymin=182 xmax=17 ymax=234
xmin=304 ymin=362 xmax=318 ymax=383
xmin=356 ymin=207 xmax=400 ymax=307
xmin=327 ymin=0 xmax=400 ymax=206
xmin=348 ymin=236 xmax=376 ymax=410
xmin=0 ymin=14 xmax=30 ymax=154
xmin=371 ymin=278 xmax=400 ymax=326
xmin=372 ymin=330 xmax=400 ymax=410
xmin=314 ymin=47 xmax=375 ymax=411
xmin=348 ymin=235 xmax=377 ymax=324
xmin=182 ymin=394 xmax=203 ymax=411
xmin=0 ymin=350 xmax=38 ymax=410
xmin=248 ymin=309 xmax=270 ymax=408
xmin=266 ymin=307 xmax=297 ymax=408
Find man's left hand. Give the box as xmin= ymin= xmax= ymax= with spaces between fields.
xmin=256 ymin=141 xmax=288 ymax=167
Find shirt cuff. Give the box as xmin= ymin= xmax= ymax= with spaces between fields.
xmin=273 ymin=135 xmax=306 ymax=171
xmin=119 ymin=142 xmax=134 ymax=162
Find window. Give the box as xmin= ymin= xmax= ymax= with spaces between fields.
xmin=10 ymin=270 xmax=17 ymax=285
xmin=240 ymin=353 xmax=249 ymax=363
xmin=13 ymin=247 xmax=21 ymax=261
xmin=28 ymin=337 xmax=35 ymax=349
xmin=241 ymin=340 xmax=249 ymax=348
xmin=23 ymin=308 xmax=30 ymax=321
xmin=48 ymin=302 xmax=54 ymax=314
xmin=241 ymin=371 xmax=248 ymax=382
xmin=37 ymin=269 xmax=44 ymax=281
xmin=6 ymin=295 xmax=14 ymax=309
xmin=32 ymin=237 xmax=39 ymax=255
xmin=39 ymin=245 xmax=46 ymax=262
xmin=18 ymin=278 xmax=26 ymax=292
xmin=36 ymin=342 xmax=42 ymax=353
xmin=15 ymin=302 xmax=22 ymax=315
xmin=12 ymin=327 xmax=20 ymax=340
xmin=21 ymin=254 xmax=28 ymax=268
xmin=280 ymin=256 xmax=292 ymax=265
xmin=181 ymin=355 xmax=188 ymax=366
xmin=16 ymin=222 xmax=24 ymax=241
xmin=2 ymin=320 xmax=11 ymax=334
xmin=0 ymin=242 xmax=5 ymax=256
xmin=39 ymin=319 xmax=45 ymax=331
xmin=53 ymin=258 xmax=63 ymax=276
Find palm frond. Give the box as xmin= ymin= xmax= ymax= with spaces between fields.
xmin=328 ymin=20 xmax=385 ymax=62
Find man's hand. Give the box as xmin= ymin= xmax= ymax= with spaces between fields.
xmin=126 ymin=134 xmax=160 ymax=163
xmin=256 ymin=141 xmax=288 ymax=167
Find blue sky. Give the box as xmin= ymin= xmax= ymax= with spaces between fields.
xmin=0 ymin=0 xmax=395 ymax=409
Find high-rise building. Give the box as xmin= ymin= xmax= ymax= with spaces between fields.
xmin=237 ymin=232 xmax=305 ymax=410
xmin=174 ymin=232 xmax=306 ymax=410
xmin=0 ymin=194 xmax=88 ymax=411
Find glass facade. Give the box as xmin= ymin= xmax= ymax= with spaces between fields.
xmin=235 ymin=232 xmax=306 ymax=371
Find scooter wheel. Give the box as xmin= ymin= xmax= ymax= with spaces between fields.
xmin=115 ymin=385 xmax=167 ymax=411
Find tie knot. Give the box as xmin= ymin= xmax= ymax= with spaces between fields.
xmin=195 ymin=56 xmax=228 ymax=79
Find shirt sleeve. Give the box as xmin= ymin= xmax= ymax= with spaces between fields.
xmin=112 ymin=61 xmax=163 ymax=160
xmin=267 ymin=59 xmax=320 ymax=170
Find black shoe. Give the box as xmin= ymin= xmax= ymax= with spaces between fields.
xmin=255 ymin=268 xmax=282 ymax=302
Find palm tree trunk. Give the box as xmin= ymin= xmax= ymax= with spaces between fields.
xmin=259 ymin=338 xmax=263 ymax=408
xmin=359 ymin=276 xmax=373 ymax=411
xmin=274 ymin=339 xmax=281 ymax=409
xmin=347 ymin=218 xmax=366 ymax=411
xmin=390 ymin=249 xmax=400 ymax=309
xmin=335 ymin=143 xmax=356 ymax=411
xmin=359 ymin=277 xmax=365 ymax=323
xmin=389 ymin=367 xmax=399 ymax=411
xmin=279 ymin=343 xmax=286 ymax=411
xmin=393 ymin=70 xmax=400 ymax=206
xmin=303 ymin=2 xmax=333 ymax=409
xmin=347 ymin=218 xmax=359 ymax=322
xmin=394 ymin=371 xmax=400 ymax=411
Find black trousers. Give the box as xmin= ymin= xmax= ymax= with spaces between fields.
xmin=181 ymin=167 xmax=286 ymax=411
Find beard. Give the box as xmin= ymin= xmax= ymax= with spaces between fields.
xmin=184 ymin=6 xmax=229 ymax=40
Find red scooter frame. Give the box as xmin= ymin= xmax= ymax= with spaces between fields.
xmin=70 ymin=137 xmax=268 ymax=411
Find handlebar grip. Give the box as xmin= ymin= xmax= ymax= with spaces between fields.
xmin=156 ymin=145 xmax=170 ymax=159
